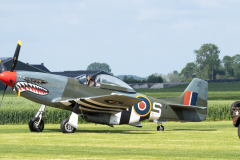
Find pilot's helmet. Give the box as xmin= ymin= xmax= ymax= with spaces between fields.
xmin=87 ymin=75 xmax=93 ymax=81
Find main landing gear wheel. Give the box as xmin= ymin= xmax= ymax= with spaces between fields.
xmin=60 ymin=118 xmax=76 ymax=133
xmin=157 ymin=125 xmax=164 ymax=131
xmin=29 ymin=117 xmax=44 ymax=132
xmin=29 ymin=104 xmax=46 ymax=132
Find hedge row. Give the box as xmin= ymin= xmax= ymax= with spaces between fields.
xmin=0 ymin=105 xmax=232 ymax=125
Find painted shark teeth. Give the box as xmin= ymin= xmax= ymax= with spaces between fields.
xmin=15 ymin=81 xmax=49 ymax=95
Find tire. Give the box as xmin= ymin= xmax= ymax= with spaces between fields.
xmin=157 ymin=125 xmax=164 ymax=131
xmin=238 ymin=125 xmax=240 ymax=139
xmin=29 ymin=117 xmax=44 ymax=132
xmin=60 ymin=118 xmax=76 ymax=133
xmin=161 ymin=125 xmax=164 ymax=131
xmin=231 ymin=101 xmax=240 ymax=116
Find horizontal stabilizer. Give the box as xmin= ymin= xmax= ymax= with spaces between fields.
xmin=169 ymin=104 xmax=207 ymax=110
xmin=128 ymin=122 xmax=142 ymax=128
xmin=153 ymin=120 xmax=166 ymax=123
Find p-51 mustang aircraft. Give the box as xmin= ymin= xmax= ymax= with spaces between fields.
xmin=0 ymin=41 xmax=208 ymax=133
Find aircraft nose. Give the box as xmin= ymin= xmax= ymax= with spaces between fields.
xmin=0 ymin=71 xmax=16 ymax=87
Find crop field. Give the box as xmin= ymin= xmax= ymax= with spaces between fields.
xmin=0 ymin=93 xmax=235 ymax=124
xmin=0 ymin=122 xmax=239 ymax=159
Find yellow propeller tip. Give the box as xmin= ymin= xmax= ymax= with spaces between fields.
xmin=18 ymin=40 xmax=22 ymax=46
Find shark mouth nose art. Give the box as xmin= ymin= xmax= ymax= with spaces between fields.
xmin=15 ymin=81 xmax=49 ymax=95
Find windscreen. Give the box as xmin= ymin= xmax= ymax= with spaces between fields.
xmin=100 ymin=74 xmax=133 ymax=89
xmin=76 ymin=75 xmax=86 ymax=85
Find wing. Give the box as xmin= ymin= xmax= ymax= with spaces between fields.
xmin=57 ymin=94 xmax=142 ymax=114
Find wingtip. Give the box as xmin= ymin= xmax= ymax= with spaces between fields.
xmin=18 ymin=40 xmax=22 ymax=46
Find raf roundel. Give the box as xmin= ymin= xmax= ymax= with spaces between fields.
xmin=138 ymin=101 xmax=146 ymax=111
xmin=133 ymin=96 xmax=151 ymax=116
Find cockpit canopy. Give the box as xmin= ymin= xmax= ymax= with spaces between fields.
xmin=96 ymin=74 xmax=132 ymax=89
xmin=76 ymin=74 xmax=135 ymax=93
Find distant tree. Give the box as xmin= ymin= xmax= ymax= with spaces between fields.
xmin=87 ymin=62 xmax=111 ymax=73
xmin=122 ymin=74 xmax=163 ymax=83
xmin=159 ymin=74 xmax=168 ymax=83
xmin=167 ymin=70 xmax=180 ymax=83
xmin=232 ymin=54 xmax=240 ymax=78
xmin=222 ymin=55 xmax=234 ymax=77
xmin=214 ymin=65 xmax=225 ymax=79
xmin=216 ymin=74 xmax=221 ymax=79
xmin=173 ymin=70 xmax=178 ymax=75
xmin=122 ymin=75 xmax=143 ymax=83
xmin=179 ymin=62 xmax=196 ymax=81
xmin=147 ymin=73 xmax=163 ymax=83
xmin=123 ymin=75 xmax=128 ymax=82
xmin=194 ymin=43 xmax=220 ymax=80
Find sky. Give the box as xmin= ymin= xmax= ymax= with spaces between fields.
xmin=0 ymin=0 xmax=240 ymax=77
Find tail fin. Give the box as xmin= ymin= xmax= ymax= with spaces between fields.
xmin=168 ymin=78 xmax=208 ymax=122
xmin=182 ymin=78 xmax=208 ymax=107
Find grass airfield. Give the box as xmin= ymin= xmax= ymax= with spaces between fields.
xmin=1 ymin=82 xmax=240 ymax=159
xmin=0 ymin=122 xmax=239 ymax=159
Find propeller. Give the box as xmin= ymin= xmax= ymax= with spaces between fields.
xmin=0 ymin=40 xmax=21 ymax=106
xmin=0 ymin=85 xmax=8 ymax=106
xmin=10 ymin=40 xmax=21 ymax=72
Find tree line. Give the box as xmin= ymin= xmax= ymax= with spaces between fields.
xmin=179 ymin=43 xmax=240 ymax=82
xmin=87 ymin=43 xmax=239 ymax=83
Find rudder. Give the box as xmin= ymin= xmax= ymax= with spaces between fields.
xmin=182 ymin=78 xmax=208 ymax=107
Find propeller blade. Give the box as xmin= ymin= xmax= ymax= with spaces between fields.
xmin=10 ymin=79 xmax=20 ymax=97
xmin=10 ymin=40 xmax=21 ymax=72
xmin=0 ymin=60 xmax=7 ymax=73
xmin=0 ymin=85 xmax=8 ymax=107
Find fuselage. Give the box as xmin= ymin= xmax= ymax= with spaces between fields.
xmin=2 ymin=71 xmax=207 ymax=126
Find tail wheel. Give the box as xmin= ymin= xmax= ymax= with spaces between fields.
xmin=157 ymin=125 xmax=164 ymax=131
xmin=29 ymin=117 xmax=44 ymax=132
xmin=60 ymin=118 xmax=76 ymax=133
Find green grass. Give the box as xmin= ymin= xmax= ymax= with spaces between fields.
xmin=0 ymin=122 xmax=239 ymax=159
xmin=136 ymin=82 xmax=240 ymax=100
xmin=137 ymin=81 xmax=240 ymax=92
xmin=135 ymin=91 xmax=240 ymax=100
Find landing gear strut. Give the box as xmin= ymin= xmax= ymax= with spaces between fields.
xmin=29 ymin=104 xmax=46 ymax=132
xmin=60 ymin=103 xmax=80 ymax=133
xmin=157 ymin=122 xmax=164 ymax=131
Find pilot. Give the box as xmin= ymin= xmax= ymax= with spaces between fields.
xmin=87 ymin=75 xmax=96 ymax=87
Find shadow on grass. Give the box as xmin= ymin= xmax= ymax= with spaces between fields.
xmin=44 ymin=128 xmax=154 ymax=134
xmin=172 ymin=129 xmax=217 ymax=131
